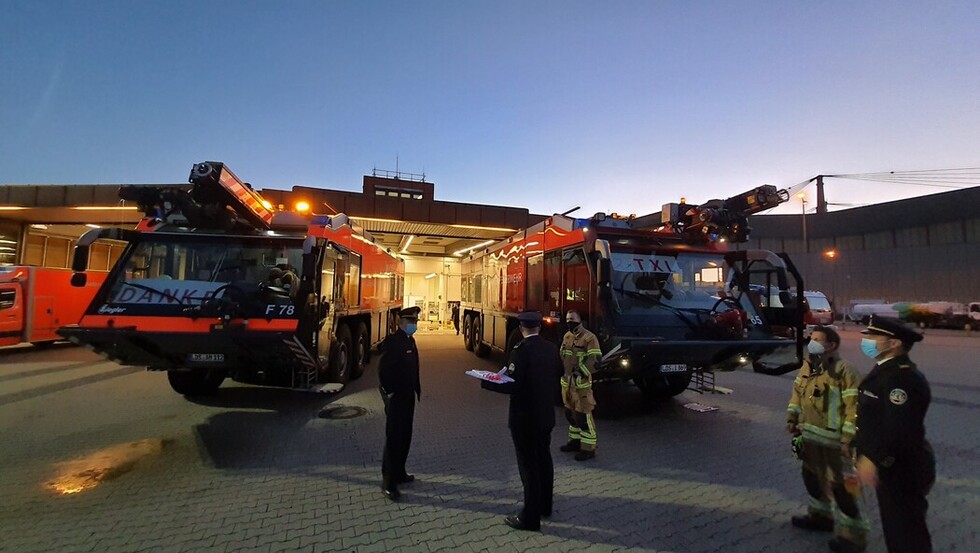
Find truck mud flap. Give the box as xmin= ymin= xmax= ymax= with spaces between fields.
xmin=57 ymin=326 xmax=307 ymax=373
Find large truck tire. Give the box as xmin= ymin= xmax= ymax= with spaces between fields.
xmin=351 ymin=322 xmax=369 ymax=380
xmin=634 ymin=372 xmax=692 ymax=399
xmin=472 ymin=317 xmax=490 ymax=358
xmin=167 ymin=369 xmax=225 ymax=396
xmin=462 ymin=315 xmax=474 ymax=351
xmin=330 ymin=325 xmax=354 ymax=385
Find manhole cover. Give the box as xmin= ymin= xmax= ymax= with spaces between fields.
xmin=318 ymin=405 xmax=368 ymax=419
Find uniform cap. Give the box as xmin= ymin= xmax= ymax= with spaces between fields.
xmin=399 ymin=306 xmax=422 ymax=320
xmin=862 ymin=315 xmax=923 ymax=343
xmin=517 ymin=310 xmax=543 ymax=328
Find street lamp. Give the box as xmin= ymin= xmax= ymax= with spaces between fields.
xmin=823 ymin=249 xmax=838 ymax=320
xmin=796 ymin=192 xmax=808 ymax=252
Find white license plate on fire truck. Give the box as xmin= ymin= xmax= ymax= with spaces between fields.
xmin=659 ymin=364 xmax=687 ymax=373
xmin=187 ymin=353 xmax=225 ymax=363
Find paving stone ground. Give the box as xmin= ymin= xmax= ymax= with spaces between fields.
xmin=1 ymin=328 xmax=977 ymax=552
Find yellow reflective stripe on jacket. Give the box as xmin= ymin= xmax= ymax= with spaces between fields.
xmin=801 ymin=423 xmax=842 ymax=447
xmin=827 ymin=387 xmax=841 ymax=430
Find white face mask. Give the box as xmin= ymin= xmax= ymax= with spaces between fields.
xmin=807 ymin=340 xmax=826 ymax=356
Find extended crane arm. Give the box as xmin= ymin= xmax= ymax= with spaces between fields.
xmin=661 ymin=185 xmax=790 ymax=243
xmin=118 ymin=161 xmax=274 ymax=232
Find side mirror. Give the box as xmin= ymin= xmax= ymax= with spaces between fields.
xmin=70 ymin=273 xmax=87 ymax=287
xmin=596 ymin=258 xmax=612 ymax=299
xmin=597 ymin=258 xmax=610 ymax=286
xmin=302 ymin=251 xmax=316 ymax=280
xmin=72 ymin=244 xmax=90 ymax=273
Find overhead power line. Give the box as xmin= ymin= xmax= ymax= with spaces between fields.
xmin=825 ymin=167 xmax=980 ymax=189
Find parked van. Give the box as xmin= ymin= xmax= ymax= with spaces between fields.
xmin=803 ymin=291 xmax=835 ymax=325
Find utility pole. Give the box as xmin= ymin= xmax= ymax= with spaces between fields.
xmin=816 ymin=175 xmax=827 ymax=214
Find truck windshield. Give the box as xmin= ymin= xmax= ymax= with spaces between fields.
xmin=608 ymin=250 xmax=753 ymax=315
xmin=105 ymin=236 xmax=304 ymax=307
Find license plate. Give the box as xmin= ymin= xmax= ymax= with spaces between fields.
xmin=660 ymin=363 xmax=687 ymax=373
xmin=188 ymin=353 xmax=224 ymax=363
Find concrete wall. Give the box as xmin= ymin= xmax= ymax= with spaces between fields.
xmin=743 ymin=187 xmax=980 ymax=307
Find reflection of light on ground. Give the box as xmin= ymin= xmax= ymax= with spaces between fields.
xmin=46 ymin=439 xmax=166 ymax=495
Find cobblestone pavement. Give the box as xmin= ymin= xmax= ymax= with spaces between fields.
xmin=1 ymin=329 xmax=977 ymax=552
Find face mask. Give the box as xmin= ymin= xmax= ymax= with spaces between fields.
xmin=860 ymin=338 xmax=880 ymax=359
xmin=405 ymin=323 xmax=417 ymax=336
xmin=806 ymin=340 xmax=826 ymax=356
xmin=568 ymin=322 xmax=580 ymax=332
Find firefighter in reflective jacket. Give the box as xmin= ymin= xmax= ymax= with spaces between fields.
xmin=786 ymin=326 xmax=869 ymax=553
xmin=854 ymin=316 xmax=934 ymax=553
xmin=559 ymin=310 xmax=599 ymax=461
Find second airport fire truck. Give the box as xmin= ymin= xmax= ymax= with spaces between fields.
xmin=460 ymin=186 xmax=807 ymax=398
xmin=59 ymin=162 xmax=403 ymax=396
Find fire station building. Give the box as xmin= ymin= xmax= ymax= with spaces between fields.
xmin=1 ymin=172 xmax=978 ymax=322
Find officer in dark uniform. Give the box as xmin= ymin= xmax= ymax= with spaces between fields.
xmin=378 ymin=306 xmax=422 ymax=501
xmin=853 ymin=316 xmax=934 ymax=553
xmin=481 ymin=311 xmax=563 ymax=531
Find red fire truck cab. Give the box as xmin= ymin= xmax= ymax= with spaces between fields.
xmin=59 ymin=162 xmax=404 ymax=396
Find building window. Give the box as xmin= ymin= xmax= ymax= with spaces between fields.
xmin=376 ymin=185 xmax=424 ymax=200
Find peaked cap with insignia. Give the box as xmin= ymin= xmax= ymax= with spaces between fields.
xmin=862 ymin=315 xmax=923 ymax=344
xmin=517 ymin=310 xmax=543 ymax=328
xmin=398 ymin=306 xmax=422 ymax=320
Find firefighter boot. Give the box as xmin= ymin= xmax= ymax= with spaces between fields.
xmin=560 ymin=440 xmax=581 ymax=453
xmin=791 ymin=514 xmax=834 ymax=532
xmin=574 ymin=449 xmax=595 ymax=462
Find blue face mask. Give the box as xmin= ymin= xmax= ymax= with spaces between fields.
xmin=860 ymin=338 xmax=880 ymax=359
xmin=405 ymin=323 xmax=417 ymax=336
xmin=806 ymin=340 xmax=826 ymax=356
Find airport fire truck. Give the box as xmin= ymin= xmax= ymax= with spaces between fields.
xmin=0 ymin=266 xmax=106 ymax=348
xmin=460 ymin=186 xmax=807 ymax=398
xmin=59 ymin=162 xmax=404 ymax=396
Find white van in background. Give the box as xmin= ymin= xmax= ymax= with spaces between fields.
xmin=803 ymin=291 xmax=835 ymax=326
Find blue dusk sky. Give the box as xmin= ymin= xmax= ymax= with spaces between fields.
xmin=1 ymin=1 xmax=978 ymax=217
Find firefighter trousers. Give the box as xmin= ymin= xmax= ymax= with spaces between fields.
xmin=564 ymin=407 xmax=596 ymax=451
xmin=800 ymin=440 xmax=869 ymax=547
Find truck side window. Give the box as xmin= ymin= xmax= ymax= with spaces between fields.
xmin=0 ymin=289 xmax=15 ymax=310
xmin=544 ymin=250 xmax=562 ymax=315
xmin=563 ymin=248 xmax=590 ymax=315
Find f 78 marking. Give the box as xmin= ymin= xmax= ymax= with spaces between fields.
xmin=265 ymin=304 xmax=296 ymax=316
